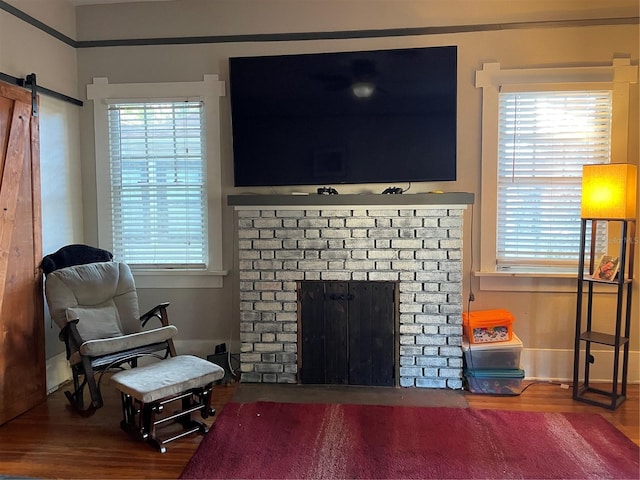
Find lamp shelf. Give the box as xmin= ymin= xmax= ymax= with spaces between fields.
xmin=582 ymin=277 xmax=632 ymax=285
xmin=578 ymin=331 xmax=629 ymax=346
xmin=574 ymin=385 xmax=627 ymax=410
xmin=573 ymin=218 xmax=635 ymax=411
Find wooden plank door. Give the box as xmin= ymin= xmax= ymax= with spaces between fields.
xmin=0 ymin=80 xmax=45 ymax=425
xmin=299 ymin=281 xmax=325 ymax=384
xmin=300 ymin=281 xmax=349 ymax=384
xmin=348 ymin=281 xmax=395 ymax=386
xmin=299 ymin=281 xmax=395 ymax=386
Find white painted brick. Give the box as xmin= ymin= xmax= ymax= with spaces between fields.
xmin=440 ymin=239 xmax=462 ymax=249
xmin=399 ymin=325 xmax=423 ymax=334
xmin=276 ymin=210 xmax=305 ymax=217
xmin=254 ymin=343 xmax=284 ymax=353
xmin=321 ymin=250 xmax=350 ymax=259
xmin=374 ymin=261 xmax=391 ymax=270
xmin=322 ymin=271 xmax=351 ymax=281
xmin=346 ymin=218 xmax=376 ymax=228
xmin=392 ymin=260 xmax=423 ymax=271
xmin=367 ymin=209 xmax=399 ymax=217
xmin=322 ymin=229 xmax=351 ymax=238
xmin=416 ymin=378 xmax=446 ymax=388
xmin=261 ymin=333 xmax=276 ymax=342
xmin=298 ymin=239 xmax=328 ymax=250
xmin=254 ymin=302 xmax=283 ymax=312
xmin=391 ymin=239 xmax=423 ymax=249
xmin=254 ymin=260 xmax=284 ymax=270
xmin=275 ymin=312 xmax=297 ymax=322
xmin=400 ymin=366 xmax=422 ymax=377
xmin=236 ymin=206 xmax=465 ymax=388
xmin=368 ymin=250 xmax=398 ymax=260
xmin=368 ymin=229 xmax=399 ymax=238
xmin=447 ymin=379 xmax=463 ymax=389
xmin=400 ymin=377 xmax=416 ymax=387
xmin=321 ymin=209 xmax=351 ymax=217
xmin=277 ymin=333 xmax=297 ymax=343
xmin=237 ymin=210 xmax=261 ymax=218
xmin=344 ymin=260 xmax=375 ymax=270
xmin=400 ymin=346 xmax=422 ymax=356
xmin=344 ymin=239 xmax=375 ymax=249
xmin=392 ymin=217 xmax=423 ymax=227
xmin=416 ymin=335 xmax=446 ymax=345
xmin=298 ymin=218 xmax=328 ymax=228
xmin=276 ymin=229 xmax=305 ymax=239
xmin=240 ymin=332 xmax=260 ymax=343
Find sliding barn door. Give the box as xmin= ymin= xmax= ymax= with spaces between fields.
xmin=0 ymin=80 xmax=45 ymax=425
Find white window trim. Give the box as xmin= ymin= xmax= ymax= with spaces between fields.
xmin=87 ymin=75 xmax=227 ymax=288
xmin=474 ymin=58 xmax=637 ymax=292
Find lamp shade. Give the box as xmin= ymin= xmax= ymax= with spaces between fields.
xmin=581 ymin=163 xmax=637 ymax=219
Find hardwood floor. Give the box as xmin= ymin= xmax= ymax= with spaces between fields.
xmin=0 ymin=380 xmax=637 ymax=479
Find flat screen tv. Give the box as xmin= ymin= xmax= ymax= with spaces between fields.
xmin=229 ymin=45 xmax=457 ymax=187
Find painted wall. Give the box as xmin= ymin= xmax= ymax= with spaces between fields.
xmin=1 ymin=0 xmax=84 ymax=389
xmin=3 ymin=0 xmax=639 ymax=383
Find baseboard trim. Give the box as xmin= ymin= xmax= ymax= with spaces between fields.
xmin=522 ymin=348 xmax=639 ymax=383
xmin=46 ymin=343 xmax=639 ymax=393
xmin=46 ymin=352 xmax=71 ymax=394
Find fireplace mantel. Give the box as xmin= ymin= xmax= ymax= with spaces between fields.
xmin=228 ymin=192 xmax=474 ymax=208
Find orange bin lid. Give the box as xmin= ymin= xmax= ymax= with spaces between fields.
xmin=463 ymin=309 xmax=515 ymax=326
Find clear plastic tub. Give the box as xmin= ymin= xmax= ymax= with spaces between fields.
xmin=462 ymin=333 xmax=523 ymax=369
xmin=464 ymin=368 xmax=525 ymax=395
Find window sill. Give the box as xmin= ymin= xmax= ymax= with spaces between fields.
xmin=132 ymin=269 xmax=228 ymax=289
xmin=474 ymin=270 xmax=578 ymax=293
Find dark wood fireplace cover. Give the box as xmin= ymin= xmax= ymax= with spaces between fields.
xmin=298 ymin=281 xmax=396 ymax=386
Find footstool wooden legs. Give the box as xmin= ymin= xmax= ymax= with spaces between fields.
xmin=111 ymin=355 xmax=225 ymax=453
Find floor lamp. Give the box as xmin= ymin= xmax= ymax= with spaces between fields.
xmin=573 ymin=163 xmax=637 ymax=409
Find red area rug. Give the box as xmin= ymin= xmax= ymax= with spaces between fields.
xmin=180 ymin=401 xmax=639 ymax=479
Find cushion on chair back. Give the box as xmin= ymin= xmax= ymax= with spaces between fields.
xmin=40 ymin=244 xmax=113 ymax=275
xmin=44 ymin=262 xmax=141 ymax=339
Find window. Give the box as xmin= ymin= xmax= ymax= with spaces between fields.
xmin=108 ymin=101 xmax=207 ymax=267
xmin=496 ymin=90 xmax=612 ymax=269
xmin=475 ymin=58 xmax=636 ymax=291
xmin=88 ymin=76 xmax=226 ymax=288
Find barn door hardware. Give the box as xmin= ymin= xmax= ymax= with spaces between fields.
xmin=0 ymin=70 xmax=83 ymax=112
xmin=23 ymin=73 xmax=38 ymax=117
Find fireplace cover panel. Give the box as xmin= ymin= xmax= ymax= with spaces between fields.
xmin=299 ymin=281 xmax=396 ymax=386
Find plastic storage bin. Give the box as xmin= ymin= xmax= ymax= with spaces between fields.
xmin=462 ymin=333 xmax=523 ymax=369
xmin=463 ymin=309 xmax=514 ymax=344
xmin=464 ymin=368 xmax=525 ymax=395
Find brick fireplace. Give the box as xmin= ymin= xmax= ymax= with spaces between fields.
xmin=229 ymin=193 xmax=473 ymax=389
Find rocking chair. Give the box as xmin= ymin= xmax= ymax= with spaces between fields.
xmin=41 ymin=245 xmax=178 ymax=413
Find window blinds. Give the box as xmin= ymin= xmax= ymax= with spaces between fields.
xmin=108 ymin=101 xmax=207 ymax=267
xmin=496 ymin=91 xmax=611 ymax=268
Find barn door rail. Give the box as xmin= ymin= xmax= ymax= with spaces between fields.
xmin=0 ymin=71 xmax=83 ymax=115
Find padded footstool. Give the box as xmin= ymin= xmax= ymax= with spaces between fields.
xmin=111 ymin=355 xmax=225 ymax=453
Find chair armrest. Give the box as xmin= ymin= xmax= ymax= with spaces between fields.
xmin=140 ymin=302 xmax=171 ymax=328
xmin=61 ymin=319 xmax=85 ymax=359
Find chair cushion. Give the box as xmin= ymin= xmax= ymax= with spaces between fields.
xmin=71 ymin=325 xmax=178 ymax=363
xmin=66 ymin=305 xmax=123 ymax=341
xmin=110 ymin=355 xmax=225 ymax=403
xmin=45 ymin=262 xmax=140 ymax=334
